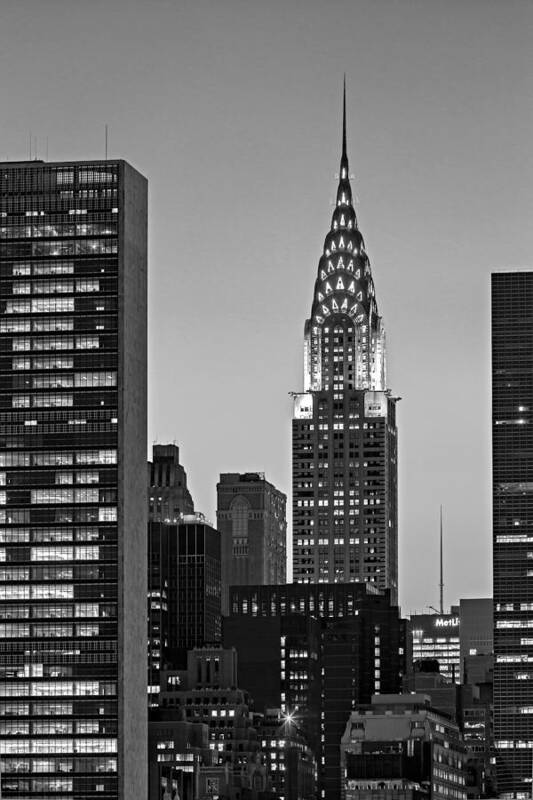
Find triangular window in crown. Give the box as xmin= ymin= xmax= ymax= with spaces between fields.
xmin=320 ymin=270 xmax=327 ymax=281
xmin=322 ymin=305 xmax=330 ymax=316
xmin=331 ymin=241 xmax=337 ymax=251
xmin=347 ymin=260 xmax=354 ymax=273
xmin=348 ymin=281 xmax=355 ymax=294
xmin=355 ymin=269 xmax=361 ymax=279
xmin=339 ymin=236 xmax=345 ymax=249
xmin=337 ymin=257 xmax=344 ymax=270
xmin=325 ymin=282 xmax=333 ymax=295
xmin=331 ymin=298 xmax=339 ymax=312
xmin=357 ymin=291 xmax=363 ymax=302
xmin=340 ymin=297 xmax=348 ymax=312
xmin=349 ymin=304 xmax=358 ymax=317
xmin=328 ymin=261 xmax=335 ymax=274
xmin=317 ymin=292 xmax=324 ymax=302
xmin=340 ymin=215 xmax=345 ymax=226
xmin=336 ymin=277 xmax=345 ymax=291
xmin=347 ymin=241 xmax=353 ymax=251
xmin=315 ymin=315 xmax=324 ymax=324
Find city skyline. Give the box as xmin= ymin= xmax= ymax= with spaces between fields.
xmin=1 ymin=0 xmax=532 ymax=611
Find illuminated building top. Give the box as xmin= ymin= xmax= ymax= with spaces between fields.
xmin=303 ymin=81 xmax=386 ymax=393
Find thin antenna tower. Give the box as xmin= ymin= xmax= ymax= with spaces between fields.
xmin=105 ymin=124 xmax=108 ymax=160
xmin=439 ymin=504 xmax=444 ymax=614
xmin=29 ymin=131 xmax=32 ymax=160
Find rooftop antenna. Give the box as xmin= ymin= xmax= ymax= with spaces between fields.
xmin=439 ymin=505 xmax=444 ymax=614
xmin=34 ymin=137 xmax=37 ymax=161
xmin=105 ymin=124 xmax=108 ymax=160
xmin=29 ymin=131 xmax=32 ymax=161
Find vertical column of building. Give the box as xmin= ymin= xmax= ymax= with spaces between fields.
xmin=0 ymin=160 xmax=147 ymax=799
xmin=492 ymin=270 xmax=533 ymax=794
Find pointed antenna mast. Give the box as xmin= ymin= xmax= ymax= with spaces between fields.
xmin=439 ymin=505 xmax=444 ymax=614
xmin=105 ymin=124 xmax=108 ymax=160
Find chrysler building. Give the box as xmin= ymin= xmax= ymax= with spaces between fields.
xmin=292 ymin=84 xmax=398 ymax=602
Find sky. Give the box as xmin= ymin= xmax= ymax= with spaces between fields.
xmin=1 ymin=0 xmax=531 ymax=613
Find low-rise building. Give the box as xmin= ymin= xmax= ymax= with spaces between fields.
xmin=340 ymin=694 xmax=467 ymax=800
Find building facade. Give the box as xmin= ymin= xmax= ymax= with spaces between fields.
xmin=148 ymin=514 xmax=222 ymax=697
xmin=225 ymin=582 xmax=406 ymax=800
xmin=408 ymin=609 xmax=461 ymax=684
xmin=148 ymin=443 xmax=194 ymax=523
xmin=216 ymin=472 xmax=286 ymax=614
xmin=492 ymin=270 xmax=533 ymax=796
xmin=292 ymin=85 xmax=398 ymax=600
xmin=340 ymin=694 xmax=467 ymax=800
xmin=0 ymin=160 xmax=147 ymax=798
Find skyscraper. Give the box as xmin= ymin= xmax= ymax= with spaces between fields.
xmin=216 ymin=472 xmax=286 ymax=614
xmin=148 ymin=443 xmax=194 ymax=523
xmin=492 ymin=270 xmax=533 ymax=795
xmin=0 ymin=159 xmax=147 ymax=799
xmin=148 ymin=514 xmax=221 ymax=695
xmin=292 ymin=85 xmax=398 ymax=600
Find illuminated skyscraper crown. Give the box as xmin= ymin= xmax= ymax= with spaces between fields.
xmin=303 ymin=81 xmax=386 ymax=392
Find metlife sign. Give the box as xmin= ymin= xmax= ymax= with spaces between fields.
xmin=434 ymin=616 xmax=460 ymax=629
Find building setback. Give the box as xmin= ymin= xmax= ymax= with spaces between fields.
xmin=492 ymin=270 xmax=533 ymax=795
xmin=291 ymin=83 xmax=398 ymax=600
xmin=0 ymin=160 xmax=147 ymax=798
xmin=216 ymin=472 xmax=286 ymax=614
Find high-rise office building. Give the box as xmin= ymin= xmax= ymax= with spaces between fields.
xmin=216 ymin=472 xmax=286 ymax=614
xmin=148 ymin=514 xmax=221 ymax=696
xmin=292 ymin=84 xmax=398 ymax=600
xmin=492 ymin=270 xmax=533 ymax=796
xmin=0 ymin=159 xmax=147 ymax=799
xmin=148 ymin=443 xmax=194 ymax=523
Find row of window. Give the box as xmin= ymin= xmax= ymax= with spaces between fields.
xmin=1 ymin=317 xmax=114 ymax=333
xmin=0 ymin=737 xmax=117 ymax=754
xmin=0 ymin=624 xmax=103 ymax=638
xmin=2 ymin=239 xmax=117 ymax=257
xmin=11 ymin=336 xmax=100 ymax=351
xmin=0 ymin=223 xmax=116 ymax=239
xmin=0 ymin=602 xmax=114 ymax=619
xmin=0 ymin=450 xmax=116 ymax=467
xmin=0 ymin=527 xmax=112 ymax=544
xmin=0 ymin=547 xmax=101 ymax=564
xmin=11 ymin=280 xmax=102 ymax=295
xmin=3 ymin=298 xmax=113 ymax=315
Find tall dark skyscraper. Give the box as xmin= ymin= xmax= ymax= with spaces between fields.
xmin=292 ymin=86 xmax=398 ymax=601
xmin=148 ymin=514 xmax=221 ymax=697
xmin=0 ymin=160 xmax=147 ymax=799
xmin=216 ymin=472 xmax=286 ymax=614
xmin=492 ymin=270 xmax=533 ymax=796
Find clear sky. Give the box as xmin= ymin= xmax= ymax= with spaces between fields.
xmin=1 ymin=0 xmax=532 ymax=613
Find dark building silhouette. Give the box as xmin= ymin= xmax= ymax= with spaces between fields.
xmin=216 ymin=472 xmax=286 ymax=614
xmin=151 ymin=648 xmax=274 ymax=800
xmin=0 ymin=160 xmax=148 ymax=798
xmin=340 ymin=694 xmax=467 ymax=799
xmin=148 ymin=515 xmax=221 ymax=699
xmin=492 ymin=270 xmax=533 ymax=795
xmin=225 ymin=582 xmax=405 ymax=800
xmin=291 ymin=83 xmax=398 ymax=600
xmin=148 ymin=443 xmax=194 ymax=522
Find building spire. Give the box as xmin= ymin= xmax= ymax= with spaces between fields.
xmin=342 ymin=74 xmax=347 ymax=162
xmin=340 ymin=75 xmax=349 ymax=179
